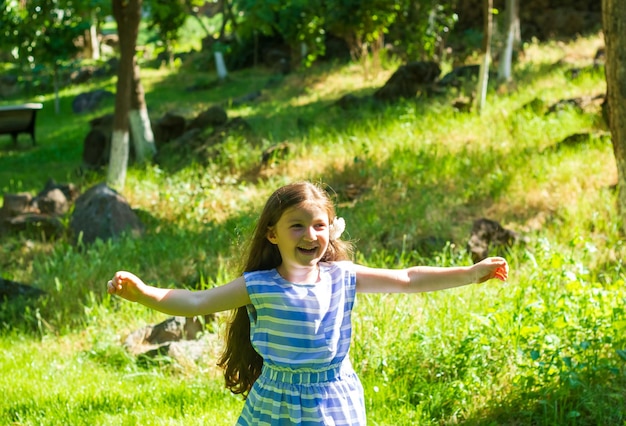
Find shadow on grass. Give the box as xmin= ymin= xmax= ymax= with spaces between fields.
xmin=0 ymin=55 xmax=606 ymax=332
xmin=462 ymin=373 xmax=626 ymax=426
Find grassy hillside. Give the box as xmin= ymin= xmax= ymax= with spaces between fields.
xmin=1 ymin=32 xmax=624 ymax=425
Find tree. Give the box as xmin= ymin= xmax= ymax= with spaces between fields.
xmin=326 ymin=0 xmax=400 ymax=77
xmin=602 ymin=0 xmax=626 ymax=232
xmin=73 ymin=0 xmax=112 ymax=60
xmin=497 ymin=0 xmax=520 ymax=82
xmin=234 ymin=0 xmax=326 ymax=69
xmin=2 ymin=0 xmax=89 ymax=113
xmin=146 ymin=0 xmax=187 ymax=65
xmin=1 ymin=1 xmax=23 ymax=52
xmin=129 ymin=56 xmax=156 ymax=164
xmin=386 ymin=1 xmax=458 ymax=63
xmin=108 ymin=0 xmax=142 ymax=190
xmin=475 ymin=0 xmax=493 ymax=113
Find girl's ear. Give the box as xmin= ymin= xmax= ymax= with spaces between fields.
xmin=267 ymin=227 xmax=278 ymax=244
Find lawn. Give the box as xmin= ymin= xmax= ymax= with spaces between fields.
xmin=1 ymin=31 xmax=625 ymax=425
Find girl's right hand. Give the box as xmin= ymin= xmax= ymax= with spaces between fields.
xmin=107 ymin=271 xmax=145 ymax=302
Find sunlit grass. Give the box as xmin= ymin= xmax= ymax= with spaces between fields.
xmin=1 ymin=32 xmax=624 ymax=425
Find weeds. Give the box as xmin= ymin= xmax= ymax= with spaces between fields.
xmin=1 ymin=32 xmax=624 ymax=424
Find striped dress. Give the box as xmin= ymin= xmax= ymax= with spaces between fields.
xmin=237 ymin=261 xmax=365 ymax=425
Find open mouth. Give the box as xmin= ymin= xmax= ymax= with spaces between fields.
xmin=298 ymin=247 xmax=318 ymax=255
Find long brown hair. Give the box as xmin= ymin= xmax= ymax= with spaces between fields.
xmin=217 ymin=181 xmax=354 ymax=397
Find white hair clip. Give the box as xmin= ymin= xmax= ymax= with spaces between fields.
xmin=329 ymin=217 xmax=346 ymax=240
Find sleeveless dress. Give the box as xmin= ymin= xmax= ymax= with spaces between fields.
xmin=237 ymin=261 xmax=366 ymax=425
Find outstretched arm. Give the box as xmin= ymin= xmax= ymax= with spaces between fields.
xmin=107 ymin=271 xmax=251 ymax=316
xmin=355 ymin=256 xmax=508 ymax=293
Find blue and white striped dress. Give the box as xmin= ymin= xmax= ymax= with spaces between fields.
xmin=237 ymin=261 xmax=365 ymax=425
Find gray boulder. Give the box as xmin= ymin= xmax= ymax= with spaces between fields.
xmin=70 ymin=183 xmax=144 ymax=245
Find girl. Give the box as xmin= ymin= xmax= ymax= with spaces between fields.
xmin=107 ymin=181 xmax=508 ymax=425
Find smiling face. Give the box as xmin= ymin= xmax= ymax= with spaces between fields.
xmin=266 ymin=202 xmax=330 ymax=283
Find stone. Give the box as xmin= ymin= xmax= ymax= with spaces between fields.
xmin=187 ymin=106 xmax=228 ymax=131
xmin=72 ymin=89 xmax=114 ymax=114
xmin=0 ymin=277 xmax=45 ymax=300
xmin=123 ymin=316 xmax=218 ymax=365
xmin=153 ymin=112 xmax=186 ymax=147
xmin=374 ymin=61 xmax=441 ymax=102
xmin=467 ymin=218 xmax=519 ymax=263
xmin=70 ymin=183 xmax=144 ymax=245
xmin=0 ymin=193 xmax=33 ymax=218
xmin=35 ymin=188 xmax=69 ymax=216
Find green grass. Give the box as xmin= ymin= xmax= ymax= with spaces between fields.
xmin=2 ymin=31 xmax=625 ymax=424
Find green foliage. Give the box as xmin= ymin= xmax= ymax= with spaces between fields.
xmin=3 ymin=0 xmax=90 ymax=68
xmin=387 ymin=1 xmax=459 ymax=61
xmin=0 ymin=1 xmax=22 ymax=52
xmin=325 ymin=0 xmax=400 ymax=43
xmin=233 ymin=0 xmax=326 ymax=67
xmin=230 ymin=0 xmax=456 ymax=68
xmin=145 ymin=0 xmax=188 ymax=60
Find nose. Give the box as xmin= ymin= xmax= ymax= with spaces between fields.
xmin=304 ymin=226 xmax=317 ymax=241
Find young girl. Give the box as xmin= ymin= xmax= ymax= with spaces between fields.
xmin=107 ymin=181 xmax=508 ymax=425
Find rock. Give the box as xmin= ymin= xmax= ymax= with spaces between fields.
xmin=81 ymin=114 xmax=117 ymax=170
xmin=70 ymin=183 xmax=144 ymax=245
xmin=37 ymin=179 xmax=80 ymax=204
xmin=82 ymin=128 xmax=110 ymax=169
xmin=35 ymin=188 xmax=69 ymax=216
xmin=374 ymin=61 xmax=441 ymax=102
xmin=0 ymin=277 xmax=45 ymax=300
xmin=467 ymin=218 xmax=519 ymax=263
xmin=125 ymin=316 xmax=204 ymax=347
xmin=72 ymin=89 xmax=114 ymax=114
xmin=153 ymin=112 xmax=187 ymax=147
xmin=123 ymin=316 xmax=217 ymax=365
xmin=0 ymin=193 xmax=33 ymax=218
xmin=187 ymin=106 xmax=228 ymax=131
xmin=262 ymin=142 xmax=291 ymax=166
xmin=0 ymin=180 xmax=78 ymax=237
xmin=70 ymin=66 xmax=96 ymax=85
xmin=2 ymin=213 xmax=64 ymax=237
xmin=0 ymin=74 xmax=19 ymax=98
xmin=334 ymin=94 xmax=363 ymax=110
xmin=231 ymin=90 xmax=262 ymax=107
xmin=439 ymin=65 xmax=481 ymax=87
xmin=546 ymin=94 xmax=605 ymax=115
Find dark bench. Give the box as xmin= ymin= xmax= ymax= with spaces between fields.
xmin=0 ymin=103 xmax=43 ymax=145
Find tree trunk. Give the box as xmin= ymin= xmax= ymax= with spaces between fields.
xmin=82 ymin=11 xmax=101 ymax=60
xmin=602 ymin=0 xmax=626 ymax=233
xmin=214 ymin=51 xmax=228 ymax=80
xmin=475 ymin=0 xmax=493 ymax=113
xmin=108 ymin=0 xmax=142 ymax=190
xmin=498 ymin=0 xmax=518 ymax=82
xmin=89 ymin=16 xmax=101 ymax=60
xmin=129 ymin=56 xmax=156 ymax=163
xmin=53 ymin=63 xmax=60 ymax=115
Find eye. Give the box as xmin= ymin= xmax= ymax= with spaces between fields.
xmin=314 ymin=223 xmax=327 ymax=231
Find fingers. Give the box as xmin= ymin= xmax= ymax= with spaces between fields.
xmin=107 ymin=271 xmax=134 ymax=295
xmin=489 ymin=258 xmax=509 ymax=281
xmin=107 ymin=277 xmax=123 ymax=294
xmin=494 ymin=265 xmax=508 ymax=281
xmin=476 ymin=257 xmax=509 ymax=282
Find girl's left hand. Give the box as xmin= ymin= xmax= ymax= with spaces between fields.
xmin=474 ymin=257 xmax=509 ymax=283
